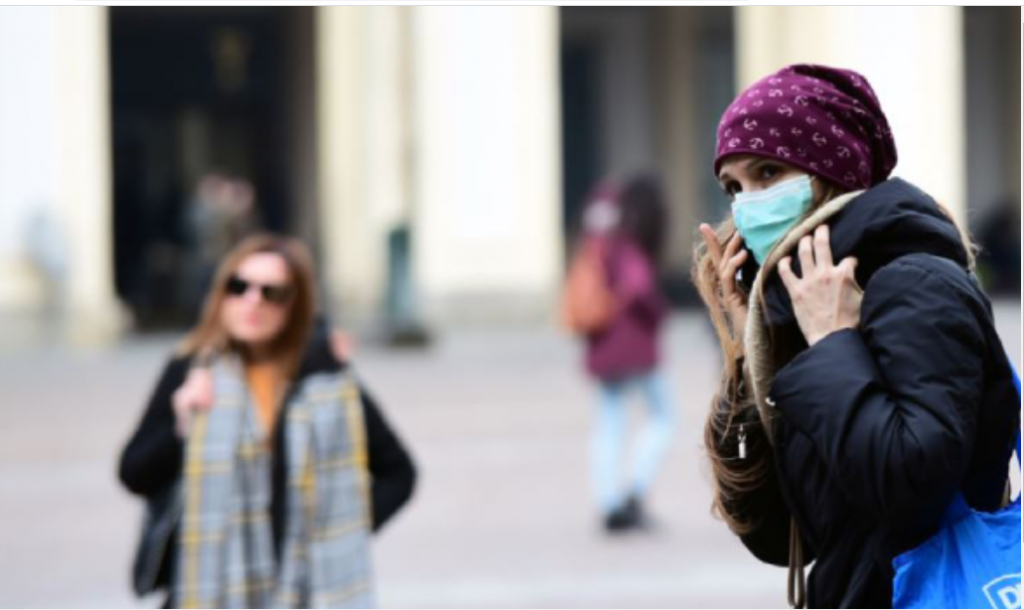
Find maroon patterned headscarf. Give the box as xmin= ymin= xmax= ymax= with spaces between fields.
xmin=714 ymin=64 xmax=898 ymax=191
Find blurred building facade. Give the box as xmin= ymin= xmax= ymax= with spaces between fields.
xmin=0 ymin=6 xmax=1019 ymax=345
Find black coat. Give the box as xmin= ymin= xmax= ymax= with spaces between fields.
xmin=737 ymin=179 xmax=1019 ymax=608
xmin=118 ymin=328 xmax=417 ymax=600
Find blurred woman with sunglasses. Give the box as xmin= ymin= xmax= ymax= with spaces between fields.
xmin=119 ymin=234 xmax=416 ymax=608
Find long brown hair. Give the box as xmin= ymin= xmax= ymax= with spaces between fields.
xmin=178 ymin=233 xmax=318 ymax=381
xmin=618 ymin=174 xmax=669 ymax=265
xmin=693 ymin=178 xmax=845 ymax=535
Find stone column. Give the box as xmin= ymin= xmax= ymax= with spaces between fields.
xmin=315 ymin=7 xmax=413 ymax=325
xmin=0 ymin=7 xmax=122 ymax=347
xmin=410 ymin=6 xmax=562 ymax=324
xmin=736 ymin=7 xmax=967 ymax=220
xmin=55 ymin=7 xmax=123 ymax=346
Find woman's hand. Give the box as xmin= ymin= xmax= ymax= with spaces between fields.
xmin=700 ymin=224 xmax=750 ymax=339
xmin=779 ymin=225 xmax=863 ymax=347
xmin=330 ymin=329 xmax=355 ymax=363
xmin=172 ymin=367 xmax=214 ymax=438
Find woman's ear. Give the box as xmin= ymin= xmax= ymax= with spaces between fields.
xmin=809 ymin=176 xmax=825 ymax=205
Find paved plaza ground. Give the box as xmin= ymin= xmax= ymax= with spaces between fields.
xmin=1 ymin=303 xmax=1020 ymax=608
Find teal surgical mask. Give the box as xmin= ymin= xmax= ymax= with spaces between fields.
xmin=731 ymin=175 xmax=814 ymax=265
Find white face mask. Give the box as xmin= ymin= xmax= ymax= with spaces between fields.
xmin=731 ymin=175 xmax=815 ymax=264
xmin=584 ymin=200 xmax=621 ymax=234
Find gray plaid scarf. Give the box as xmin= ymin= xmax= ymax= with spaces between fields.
xmin=174 ymin=358 xmax=374 ymax=609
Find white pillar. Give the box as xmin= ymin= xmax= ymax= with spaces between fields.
xmin=55 ymin=7 xmax=122 ymax=346
xmin=411 ymin=6 xmax=562 ymax=323
xmin=0 ymin=7 xmax=58 ymax=314
xmin=0 ymin=7 xmax=121 ymax=346
xmin=315 ymin=7 xmax=410 ymax=324
xmin=736 ymin=7 xmax=967 ymax=221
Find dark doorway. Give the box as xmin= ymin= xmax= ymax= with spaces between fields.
xmin=559 ymin=8 xmax=657 ymax=247
xmin=963 ymin=7 xmax=1021 ymax=296
xmin=560 ymin=40 xmax=603 ymax=241
xmin=559 ymin=7 xmax=736 ymax=307
xmin=110 ymin=7 xmax=313 ymax=329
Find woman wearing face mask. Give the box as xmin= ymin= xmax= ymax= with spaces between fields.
xmin=694 ymin=64 xmax=1018 ymax=608
xmin=119 ymin=234 xmax=416 ymax=608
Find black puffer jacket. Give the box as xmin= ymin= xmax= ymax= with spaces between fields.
xmin=737 ymin=179 xmax=1019 ymax=608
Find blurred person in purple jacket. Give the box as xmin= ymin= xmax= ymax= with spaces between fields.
xmin=581 ymin=174 xmax=677 ymax=534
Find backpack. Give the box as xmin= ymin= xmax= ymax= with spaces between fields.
xmin=560 ymin=237 xmax=616 ymax=335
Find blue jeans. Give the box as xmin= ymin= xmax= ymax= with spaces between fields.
xmin=591 ymin=370 xmax=677 ymax=513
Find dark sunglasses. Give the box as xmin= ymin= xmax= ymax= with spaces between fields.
xmin=225 ymin=275 xmax=294 ymax=305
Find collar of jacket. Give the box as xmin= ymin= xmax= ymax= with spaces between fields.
xmin=742 ymin=190 xmax=863 ymax=445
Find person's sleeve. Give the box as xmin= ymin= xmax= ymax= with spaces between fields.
xmin=769 ymin=258 xmax=986 ymax=522
xmin=361 ymin=387 xmax=417 ymax=532
xmin=118 ymin=358 xmax=190 ymax=497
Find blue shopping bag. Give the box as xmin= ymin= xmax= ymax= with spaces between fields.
xmin=892 ymin=364 xmax=1022 ymax=609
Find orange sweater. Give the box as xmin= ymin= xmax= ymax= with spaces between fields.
xmin=245 ymin=361 xmax=283 ymax=439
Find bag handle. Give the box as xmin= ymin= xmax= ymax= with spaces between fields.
xmin=788 ymin=517 xmax=807 ymax=609
xmin=1011 ymin=362 xmax=1021 ymax=469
